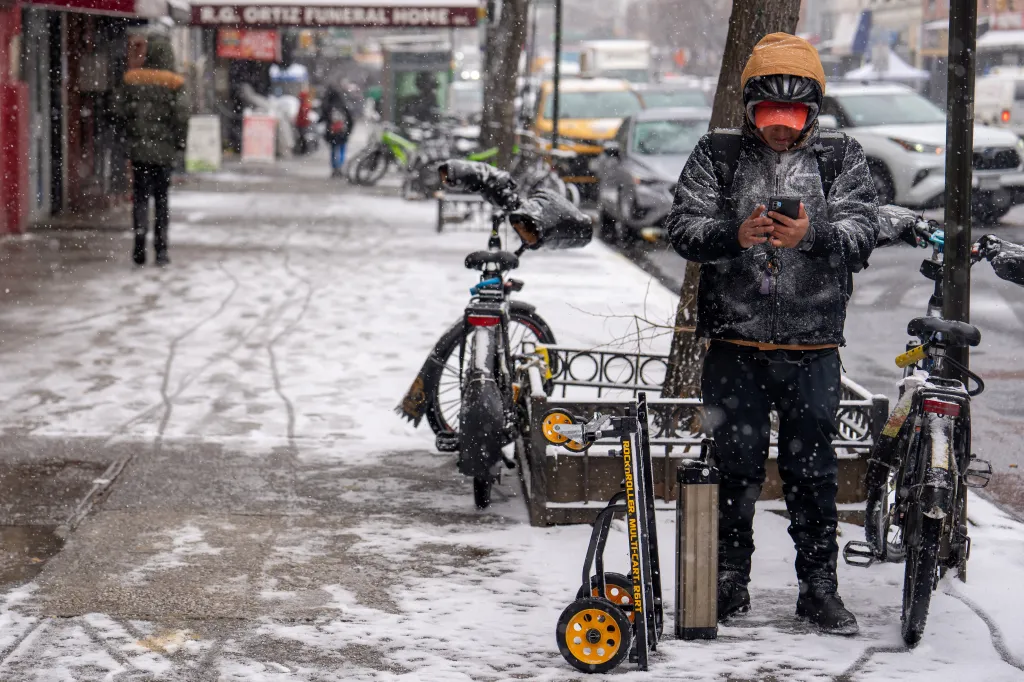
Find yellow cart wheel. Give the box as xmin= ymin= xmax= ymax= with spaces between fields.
xmin=576 ymin=572 xmax=635 ymax=623
xmin=555 ymin=597 xmax=632 ymax=674
xmin=541 ymin=409 xmax=588 ymax=452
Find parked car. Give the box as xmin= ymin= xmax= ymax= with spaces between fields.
xmin=532 ymin=77 xmax=644 ymax=204
xmin=596 ymin=106 xmax=711 ymax=243
xmin=633 ymin=82 xmax=709 ymax=109
xmin=821 ymin=82 xmax=1024 ymax=223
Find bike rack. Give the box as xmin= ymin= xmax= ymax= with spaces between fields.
xmin=435 ymin=191 xmax=493 ymax=233
xmin=513 ymin=345 xmax=890 ymax=527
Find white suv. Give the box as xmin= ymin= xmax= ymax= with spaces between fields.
xmin=820 ymin=82 xmax=1024 ymax=224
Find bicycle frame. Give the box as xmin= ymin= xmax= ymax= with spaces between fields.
xmin=381 ymin=127 xmax=418 ymax=167
xmin=456 ymin=213 xmax=522 ymax=477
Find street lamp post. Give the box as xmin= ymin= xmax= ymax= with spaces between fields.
xmin=942 ymin=0 xmax=977 ymax=582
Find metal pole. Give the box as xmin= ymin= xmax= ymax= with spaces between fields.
xmin=942 ymin=0 xmax=976 ymax=353
xmin=551 ymin=0 xmax=562 ymax=151
xmin=942 ymin=0 xmax=977 ymax=583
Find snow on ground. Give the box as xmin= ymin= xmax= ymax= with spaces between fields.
xmin=1 ymin=181 xmax=1023 ymax=680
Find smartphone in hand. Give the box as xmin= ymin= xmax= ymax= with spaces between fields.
xmin=768 ymin=196 xmax=800 ymax=223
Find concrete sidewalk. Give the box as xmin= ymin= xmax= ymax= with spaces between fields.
xmin=1 ymin=157 xmax=1023 ymax=681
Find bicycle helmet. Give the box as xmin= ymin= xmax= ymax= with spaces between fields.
xmin=743 ymin=74 xmax=821 ymax=133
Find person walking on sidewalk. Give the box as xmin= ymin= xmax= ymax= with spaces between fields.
xmin=114 ymin=35 xmax=189 ymax=266
xmin=321 ymin=84 xmax=354 ymax=178
xmin=665 ymin=33 xmax=878 ymax=635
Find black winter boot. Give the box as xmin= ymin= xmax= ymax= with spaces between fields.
xmin=796 ymin=575 xmax=859 ymax=635
xmin=133 ymin=232 xmax=146 ymax=266
xmin=717 ymin=571 xmax=750 ymax=621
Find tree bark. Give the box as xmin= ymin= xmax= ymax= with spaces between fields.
xmin=479 ymin=0 xmax=531 ymax=169
xmin=662 ymin=0 xmax=800 ymax=400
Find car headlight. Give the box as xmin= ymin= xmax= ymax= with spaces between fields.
xmin=890 ymin=137 xmax=944 ymax=155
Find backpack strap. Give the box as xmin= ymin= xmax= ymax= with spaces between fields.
xmin=815 ymin=130 xmax=848 ymax=199
xmin=709 ymin=128 xmax=744 ymax=193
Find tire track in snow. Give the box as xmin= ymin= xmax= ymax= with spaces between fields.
xmin=266 ymin=231 xmax=317 ymax=448
xmin=155 ymin=260 xmax=243 ymax=443
xmin=832 ymin=643 xmax=908 ymax=681
xmin=55 ymin=260 xmax=243 ymax=539
xmin=942 ymin=585 xmax=1024 ymax=673
xmin=0 ymin=619 xmax=48 ymax=673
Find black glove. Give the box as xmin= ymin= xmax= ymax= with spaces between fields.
xmin=439 ymin=160 xmax=519 ymax=211
xmin=975 ymin=234 xmax=1003 ymax=261
xmin=509 ymin=189 xmax=592 ymax=250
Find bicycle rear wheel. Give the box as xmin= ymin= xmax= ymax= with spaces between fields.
xmin=425 ymin=308 xmax=556 ymax=436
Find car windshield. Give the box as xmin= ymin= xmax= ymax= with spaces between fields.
xmin=543 ymin=90 xmax=643 ymax=119
xmin=836 ymin=92 xmax=946 ymax=126
xmin=632 ymin=119 xmax=708 ymax=155
xmin=640 ymin=89 xmax=707 ymax=108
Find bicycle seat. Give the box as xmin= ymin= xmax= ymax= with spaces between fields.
xmin=907 ymin=317 xmax=981 ymax=347
xmin=465 ymin=250 xmax=519 ymax=271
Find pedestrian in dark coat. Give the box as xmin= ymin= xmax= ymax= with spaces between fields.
xmin=114 ymin=35 xmax=189 ymax=266
xmin=321 ymin=85 xmax=354 ymax=177
xmin=665 ymin=33 xmax=878 ymax=635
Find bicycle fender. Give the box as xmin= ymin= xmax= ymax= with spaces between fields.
xmin=510 ymin=300 xmax=537 ymax=314
xmin=396 ymin=317 xmax=465 ymax=426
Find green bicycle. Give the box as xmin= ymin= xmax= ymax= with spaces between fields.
xmin=349 ymin=118 xmax=514 ymax=194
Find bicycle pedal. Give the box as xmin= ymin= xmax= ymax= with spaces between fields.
xmin=435 ymin=432 xmax=460 ymax=453
xmin=965 ymin=456 xmax=992 ymax=489
xmin=842 ymin=541 xmax=876 ymax=567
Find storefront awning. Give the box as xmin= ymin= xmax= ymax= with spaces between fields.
xmin=25 ymin=0 xmax=183 ymax=19
xmin=191 ymin=0 xmax=482 ymax=28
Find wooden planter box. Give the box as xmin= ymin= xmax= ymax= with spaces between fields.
xmin=514 ymin=346 xmax=890 ymax=527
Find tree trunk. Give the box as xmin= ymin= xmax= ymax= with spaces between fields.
xmin=479 ymin=0 xmax=531 ymax=169
xmin=661 ymin=0 xmax=800 ymax=400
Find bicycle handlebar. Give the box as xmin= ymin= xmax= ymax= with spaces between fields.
xmin=438 ymin=160 xmax=521 ymax=212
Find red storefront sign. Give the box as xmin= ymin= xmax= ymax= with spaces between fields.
xmin=23 ymin=0 xmax=136 ymax=15
xmin=217 ymin=28 xmax=282 ymax=61
xmin=193 ymin=4 xmax=479 ymax=28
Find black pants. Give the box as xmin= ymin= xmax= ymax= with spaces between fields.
xmin=133 ymin=163 xmax=171 ymax=258
xmin=701 ymin=342 xmax=841 ymax=585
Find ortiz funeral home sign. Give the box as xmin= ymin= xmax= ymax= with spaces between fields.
xmin=192 ymin=1 xmax=480 ymax=27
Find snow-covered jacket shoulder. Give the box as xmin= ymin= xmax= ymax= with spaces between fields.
xmin=664 ymin=128 xmax=878 ymax=345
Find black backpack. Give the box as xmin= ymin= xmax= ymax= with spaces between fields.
xmin=708 ymin=128 xmax=848 ymax=205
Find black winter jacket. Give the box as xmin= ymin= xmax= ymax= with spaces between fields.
xmin=666 ymin=126 xmax=878 ymax=346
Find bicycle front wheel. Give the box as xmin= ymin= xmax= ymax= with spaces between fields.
xmin=865 ymin=463 xmax=906 ymax=562
xmin=354 ymin=145 xmax=389 ymax=185
xmin=901 ymin=511 xmax=942 ymax=646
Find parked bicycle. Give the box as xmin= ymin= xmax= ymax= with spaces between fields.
xmin=843 ymin=208 xmax=1024 ymax=646
xmin=397 ymin=160 xmax=592 ymax=508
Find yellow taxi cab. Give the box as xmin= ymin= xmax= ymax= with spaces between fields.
xmin=532 ymin=78 xmax=643 ymax=200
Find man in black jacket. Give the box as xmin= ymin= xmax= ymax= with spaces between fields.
xmin=665 ymin=33 xmax=878 ymax=635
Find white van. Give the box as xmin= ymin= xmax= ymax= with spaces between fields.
xmin=975 ymin=67 xmax=1024 ymax=136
